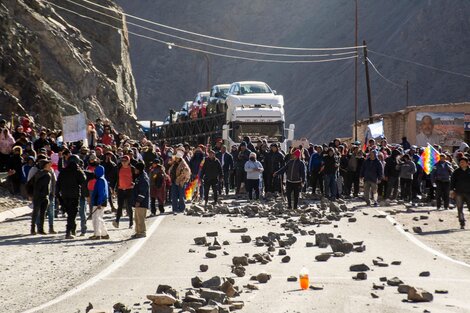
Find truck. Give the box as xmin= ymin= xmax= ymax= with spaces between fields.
xmin=151 ymin=81 xmax=295 ymax=150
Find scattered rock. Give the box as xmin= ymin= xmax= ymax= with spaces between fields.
xmin=206 ymin=232 xmax=218 ymax=237
xmin=232 ymin=266 xmax=246 ymax=277
xmin=156 ymin=285 xmax=178 ymax=299
xmin=278 ymin=249 xmax=287 ymax=256
xmin=113 ymin=303 xmax=131 ymax=313
xmin=407 ymin=287 xmax=433 ymax=302
xmin=350 ymin=264 xmax=370 ymax=272
xmin=220 ymin=280 xmax=237 ymax=297
xmin=151 ymin=304 xmax=174 ymax=313
xmin=147 ymin=294 xmax=177 ymax=306
xmin=412 ymin=226 xmax=423 ymax=234
xmin=306 ymin=242 xmax=314 ymax=247
xmin=256 ymin=273 xmax=271 ymax=283
xmin=398 ymin=284 xmax=411 ymax=294
xmin=391 ymin=261 xmax=401 ymax=266
xmin=281 ymin=256 xmax=291 ymax=263
xmin=191 ymin=276 xmax=203 ymax=288
xmin=245 ymin=284 xmax=258 ymax=290
xmin=387 ymin=277 xmax=404 ymax=286
xmin=205 ymin=252 xmax=217 ymax=259
xmin=201 ymin=276 xmax=222 ymax=288
xmin=287 ymin=276 xmax=298 ymax=282
xmin=309 ymin=284 xmax=324 ymax=290
xmin=435 ymin=289 xmax=448 ymax=294
xmin=419 ymin=271 xmax=430 ymax=277
xmin=196 ymin=305 xmax=219 ymax=313
xmin=315 ymin=254 xmax=331 ymax=262
xmin=348 ymin=217 xmax=357 ymax=223
xmin=315 ymin=233 xmax=333 ymax=248
xmin=333 ymin=252 xmax=345 ymax=257
xmin=373 ymin=283 xmax=384 ymax=290
xmin=354 ymin=272 xmax=367 ymax=280
xmin=241 ymin=235 xmax=251 ymax=243
xmin=329 ymin=238 xmax=353 ymax=254
xmin=371 ymin=292 xmax=379 ymax=299
xmin=232 ymin=256 xmax=248 ymax=266
xmin=230 ymin=228 xmax=248 ymax=233
xmin=194 ymin=237 xmax=207 ymax=245
xmin=200 ymin=289 xmax=227 ymax=303
xmin=379 ymin=277 xmax=387 ymax=282
xmin=200 ymin=264 xmax=209 ymax=272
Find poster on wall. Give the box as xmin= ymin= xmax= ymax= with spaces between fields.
xmin=415 ymin=112 xmax=464 ymax=147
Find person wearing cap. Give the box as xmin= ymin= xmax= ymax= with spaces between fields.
xmin=274 ymin=149 xmax=306 ymax=209
xmin=216 ymin=145 xmax=234 ymax=196
xmin=450 ymin=157 xmax=470 ymax=229
xmin=360 ymin=150 xmax=384 ymax=206
xmin=132 ymin=162 xmax=150 ymax=238
xmin=431 ymin=153 xmax=454 ymax=210
xmin=29 ymin=159 xmax=52 ymax=235
xmin=89 ymin=165 xmax=110 ymax=240
xmin=149 ymin=158 xmax=168 ymax=215
xmin=200 ymin=150 xmax=223 ymax=206
xmin=169 ymin=149 xmax=191 ymax=213
xmin=244 ymin=152 xmax=264 ymax=200
xmin=57 ymin=155 xmax=87 ymax=238
xmin=113 ymin=155 xmax=136 ymax=229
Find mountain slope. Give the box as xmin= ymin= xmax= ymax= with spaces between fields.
xmin=116 ymin=0 xmax=470 ymax=142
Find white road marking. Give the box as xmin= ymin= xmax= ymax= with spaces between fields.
xmin=376 ymin=209 xmax=470 ymax=269
xmin=21 ymin=215 xmax=166 ymax=313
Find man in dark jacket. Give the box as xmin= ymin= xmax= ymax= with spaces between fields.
xmin=103 ymin=151 xmax=118 ymax=211
xmin=216 ymin=145 xmax=233 ymax=195
xmin=133 ymin=162 xmax=150 ymax=238
xmin=264 ymin=143 xmax=285 ymax=196
xmin=56 ymin=155 xmax=86 ymax=239
xmin=431 ymin=154 xmax=453 ymax=210
xmin=450 ymin=157 xmax=470 ymax=229
xmin=322 ymin=147 xmax=339 ymax=200
xmin=360 ymin=150 xmax=383 ymax=206
xmin=309 ymin=146 xmax=324 ymax=195
xmin=274 ymin=149 xmax=306 ymax=210
xmin=30 ymin=159 xmax=52 ymax=235
xmin=384 ymin=149 xmax=401 ymax=200
xmin=201 ymin=150 xmax=222 ymax=206
xmin=235 ymin=142 xmax=251 ymax=194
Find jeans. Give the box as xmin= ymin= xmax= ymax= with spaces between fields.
xmin=286 ymin=181 xmax=301 ymax=209
xmin=235 ymin=168 xmax=246 ymax=194
xmin=219 ymin=170 xmax=230 ymax=195
xmin=171 ymin=183 xmax=186 ymax=212
xmin=79 ymin=196 xmax=88 ymax=234
xmin=246 ymin=179 xmax=260 ymax=200
xmin=117 ymin=189 xmax=133 ymax=226
xmin=204 ymin=178 xmax=219 ymax=203
xmin=32 ymin=198 xmax=49 ymax=232
xmin=435 ymin=181 xmax=450 ymax=209
xmin=310 ymin=170 xmax=323 ymax=194
xmin=47 ymin=195 xmax=55 ymax=229
xmin=324 ymin=173 xmax=337 ymax=199
xmin=385 ymin=176 xmax=399 ymax=200
xmin=363 ymin=181 xmax=378 ymax=204
xmin=62 ymin=197 xmax=79 ymax=235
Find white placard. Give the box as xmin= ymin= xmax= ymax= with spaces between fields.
xmin=62 ymin=112 xmax=87 ymax=143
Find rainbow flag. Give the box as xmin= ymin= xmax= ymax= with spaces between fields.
xmin=418 ymin=143 xmax=440 ymax=175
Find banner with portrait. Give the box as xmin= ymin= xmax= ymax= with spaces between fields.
xmin=415 ymin=112 xmax=464 ymax=147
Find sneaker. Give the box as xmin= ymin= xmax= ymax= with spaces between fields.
xmin=65 ymin=234 xmax=74 ymax=240
xmin=101 ymin=235 xmax=110 ymax=240
xmin=88 ymin=235 xmax=100 ymax=240
xmin=112 ymin=221 xmax=119 ymax=229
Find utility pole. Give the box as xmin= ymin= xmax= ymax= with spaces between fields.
xmin=203 ymin=53 xmax=211 ymax=90
xmin=363 ymin=40 xmax=373 ymax=124
xmin=406 ymin=80 xmax=409 ymax=106
xmin=354 ymin=0 xmax=358 ymax=141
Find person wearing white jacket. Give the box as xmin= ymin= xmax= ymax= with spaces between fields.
xmin=244 ymin=152 xmax=264 ymax=200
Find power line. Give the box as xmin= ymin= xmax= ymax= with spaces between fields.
xmin=45 ymin=2 xmax=358 ymax=64
xmin=70 ymin=0 xmax=366 ymax=52
xmin=369 ymin=49 xmax=470 ymax=79
xmin=367 ymin=57 xmax=404 ymax=89
xmin=61 ymin=0 xmax=357 ymax=58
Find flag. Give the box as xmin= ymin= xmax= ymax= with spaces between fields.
xmin=185 ymin=176 xmax=199 ymax=200
xmin=362 ymin=130 xmax=369 ymax=152
xmin=418 ymin=144 xmax=440 ymax=175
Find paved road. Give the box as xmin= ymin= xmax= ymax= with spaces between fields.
xmin=23 ymin=203 xmax=470 ymax=313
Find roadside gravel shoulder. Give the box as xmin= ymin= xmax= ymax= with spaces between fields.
xmin=392 ymin=205 xmax=470 ymax=265
xmin=0 ymin=210 xmax=141 ymax=313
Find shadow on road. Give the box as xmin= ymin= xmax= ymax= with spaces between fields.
xmin=417 ymin=229 xmax=469 ymax=236
xmin=0 ymin=233 xmax=129 ymax=246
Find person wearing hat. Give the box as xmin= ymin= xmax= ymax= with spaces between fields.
xmin=244 ymin=152 xmax=264 ymax=200
xmin=431 ymin=153 xmax=454 ymax=210
xmin=274 ymin=149 xmax=306 ymax=209
xmin=264 ymin=143 xmax=285 ymax=197
xmin=89 ymin=165 xmax=110 ymax=240
xmin=29 ymin=159 xmax=52 ymax=235
xmin=149 ymin=158 xmax=167 ymax=215
xmin=113 ymin=155 xmax=136 ymax=229
xmin=169 ymin=149 xmax=191 ymax=213
xmin=200 ymin=150 xmax=222 ymax=206
xmin=57 ymin=155 xmax=87 ymax=239
xmin=132 ymin=162 xmax=150 ymax=238
xmin=360 ymin=150 xmax=384 ymax=206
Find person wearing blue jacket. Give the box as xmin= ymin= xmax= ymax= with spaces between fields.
xmin=133 ymin=162 xmax=150 ymax=238
xmin=90 ymin=165 xmax=109 ymax=240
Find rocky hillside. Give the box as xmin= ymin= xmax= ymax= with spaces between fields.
xmin=0 ymin=0 xmax=139 ymax=134
xmin=117 ymin=0 xmax=470 ymax=142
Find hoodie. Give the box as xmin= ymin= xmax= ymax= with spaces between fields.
xmin=133 ymin=171 xmax=150 ymax=208
xmin=91 ymin=165 xmax=109 ymax=207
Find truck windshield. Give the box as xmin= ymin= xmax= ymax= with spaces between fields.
xmin=232 ymin=122 xmax=284 ymax=143
xmin=240 ymin=83 xmax=272 ymax=94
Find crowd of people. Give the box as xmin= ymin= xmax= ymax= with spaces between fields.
xmin=1 ymin=115 xmax=470 ymax=240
